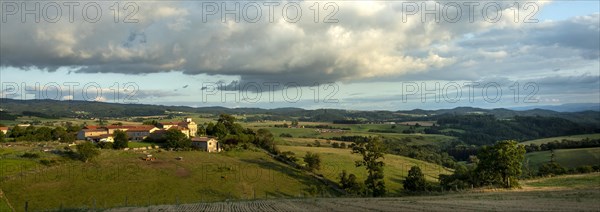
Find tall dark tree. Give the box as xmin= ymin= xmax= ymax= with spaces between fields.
xmin=113 ymin=130 xmax=129 ymax=149
xmin=303 ymin=152 xmax=321 ymax=172
xmin=255 ymin=128 xmax=276 ymax=153
xmin=339 ymin=170 xmax=363 ymax=195
xmin=403 ymin=166 xmax=427 ymax=191
xmin=475 ymin=140 xmax=525 ymax=188
xmin=352 ymin=137 xmax=386 ymax=197
xmin=0 ymin=131 xmax=5 ymax=143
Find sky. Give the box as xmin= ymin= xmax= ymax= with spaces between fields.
xmin=0 ymin=0 xmax=599 ymax=110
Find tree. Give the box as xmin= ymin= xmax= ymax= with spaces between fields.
xmin=213 ymin=122 xmax=228 ymax=139
xmin=197 ymin=124 xmax=207 ymax=136
xmin=76 ymin=142 xmax=100 ymax=162
xmin=291 ymin=120 xmax=299 ymax=127
xmin=113 ymin=130 xmax=129 ymax=149
xmin=475 ymin=140 xmax=526 ymax=188
xmin=255 ymin=129 xmax=276 ymax=153
xmin=143 ymin=120 xmax=159 ymax=126
xmin=164 ymin=129 xmax=191 ymax=149
xmin=339 ymin=170 xmax=363 ymax=195
xmin=403 ymin=166 xmax=427 ymax=191
xmin=303 ymin=152 xmax=321 ymax=172
xmin=217 ymin=114 xmax=244 ymax=135
xmin=340 ymin=143 xmax=347 ymax=148
xmin=35 ymin=127 xmax=53 ymax=141
xmin=8 ymin=125 xmax=24 ymax=138
xmin=352 ymin=137 xmax=386 ymax=197
xmin=0 ymin=131 xmax=5 ymax=142
xmin=538 ymin=162 xmax=566 ymax=176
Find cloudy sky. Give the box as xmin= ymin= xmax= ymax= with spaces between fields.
xmin=1 ymin=0 xmax=598 ymax=110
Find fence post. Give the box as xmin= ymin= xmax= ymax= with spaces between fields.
xmin=125 ymin=196 xmax=128 ymax=207
xmin=24 ymin=201 xmax=28 ymax=212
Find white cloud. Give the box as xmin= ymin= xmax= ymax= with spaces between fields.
xmin=0 ymin=0 xmax=597 ymax=90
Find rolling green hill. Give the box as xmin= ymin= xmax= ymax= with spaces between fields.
xmin=520 ymin=134 xmax=600 ymax=145
xmin=2 ymin=98 xmax=599 ymax=125
xmin=525 ymin=147 xmax=600 ymax=169
xmin=278 ymin=146 xmax=452 ymax=194
xmin=0 ymin=147 xmax=335 ymax=210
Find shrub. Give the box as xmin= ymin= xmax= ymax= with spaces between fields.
xmin=40 ymin=159 xmax=58 ymax=166
xmin=576 ymin=165 xmax=594 ymax=174
xmin=279 ymin=133 xmax=293 ymax=138
xmin=340 ymin=143 xmax=347 ymax=148
xmin=21 ymin=152 xmax=40 ymax=158
xmin=538 ymin=162 xmax=566 ymax=176
xmin=303 ymin=152 xmax=321 ymax=171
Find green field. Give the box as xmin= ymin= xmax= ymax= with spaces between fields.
xmin=108 ymin=173 xmax=600 ymax=211
xmin=0 ymin=148 xmax=333 ymax=210
xmin=262 ymin=125 xmax=454 ymax=147
xmin=525 ymin=147 xmax=600 ymax=169
xmin=278 ymin=146 xmax=452 ymax=194
xmin=520 ymin=134 xmax=600 ymax=145
xmin=523 ymin=173 xmax=600 ymax=188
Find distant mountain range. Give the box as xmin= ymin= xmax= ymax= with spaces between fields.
xmin=509 ymin=103 xmax=599 ymax=112
xmin=0 ymin=98 xmax=598 ymax=126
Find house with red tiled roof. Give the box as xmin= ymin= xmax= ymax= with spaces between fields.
xmin=0 ymin=127 xmax=8 ymax=135
xmin=77 ymin=118 xmax=198 ymax=142
xmin=83 ymin=125 xmax=101 ymax=130
xmin=125 ymin=126 xmax=159 ymax=141
xmin=158 ymin=117 xmax=197 ymax=137
xmin=77 ymin=129 xmax=109 ymax=140
xmin=168 ymin=125 xmax=190 ymax=138
xmin=87 ymin=134 xmax=114 ymax=143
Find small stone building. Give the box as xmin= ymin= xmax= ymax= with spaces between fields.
xmin=191 ymin=137 xmax=220 ymax=152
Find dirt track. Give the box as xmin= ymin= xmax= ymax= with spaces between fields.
xmin=108 ymin=188 xmax=599 ymax=212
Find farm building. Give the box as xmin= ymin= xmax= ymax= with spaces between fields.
xmin=77 ymin=129 xmax=108 ymax=140
xmin=77 ymin=118 xmax=199 ymax=142
xmin=159 ymin=117 xmax=198 ymax=137
xmin=0 ymin=127 xmax=8 ymax=135
xmin=87 ymin=134 xmax=114 ymax=143
xmin=191 ymin=137 xmax=221 ymax=152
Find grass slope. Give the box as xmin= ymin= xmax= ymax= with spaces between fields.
xmin=520 ymin=134 xmax=600 ymax=145
xmin=0 ymin=149 xmax=330 ymax=211
xmin=109 ymin=173 xmax=600 ymax=212
xmin=522 ymin=173 xmax=600 ymax=188
xmin=525 ymin=147 xmax=600 ymax=169
xmin=278 ymin=146 xmax=452 ymax=194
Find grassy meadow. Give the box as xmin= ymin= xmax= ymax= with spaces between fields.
xmin=525 ymin=147 xmax=600 ymax=169
xmin=278 ymin=146 xmax=452 ymax=194
xmin=520 ymin=134 xmax=600 ymax=145
xmin=0 ymin=147 xmax=334 ymax=211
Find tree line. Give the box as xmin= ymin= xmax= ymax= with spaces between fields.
xmin=2 ymin=124 xmax=79 ymax=143
xmin=523 ymin=138 xmax=600 ymax=152
xmin=434 ymin=115 xmax=598 ymax=145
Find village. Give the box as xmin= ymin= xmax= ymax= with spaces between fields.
xmin=76 ymin=117 xmax=221 ymax=153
